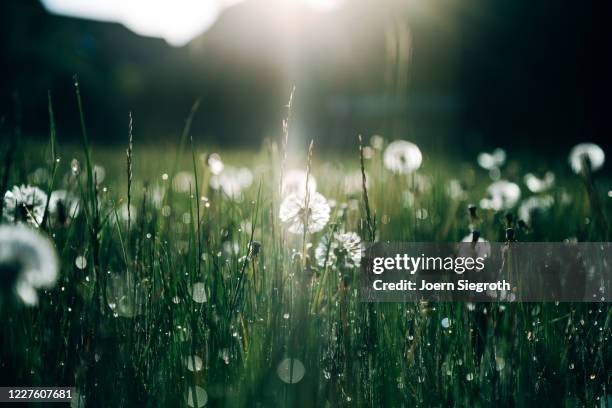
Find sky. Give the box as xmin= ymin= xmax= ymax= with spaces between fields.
xmin=40 ymin=0 xmax=347 ymax=46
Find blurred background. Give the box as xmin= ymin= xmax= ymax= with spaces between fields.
xmin=0 ymin=0 xmax=609 ymax=154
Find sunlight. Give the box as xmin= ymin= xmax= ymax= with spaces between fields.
xmin=41 ymin=0 xmax=347 ymax=47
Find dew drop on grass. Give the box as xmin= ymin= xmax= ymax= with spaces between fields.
xmin=466 ymin=373 xmax=474 ymax=381
xmin=185 ymin=355 xmax=203 ymax=372
xmin=190 ymin=282 xmax=207 ymax=303
xmin=277 ymin=358 xmax=305 ymax=384
xmin=283 ymin=313 xmax=290 ymax=320
xmin=441 ymin=317 xmax=450 ymax=329
xmin=185 ymin=386 xmax=208 ymax=408
xmin=75 ymin=255 xmax=87 ymax=270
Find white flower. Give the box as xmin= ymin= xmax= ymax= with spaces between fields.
xmin=479 ymin=180 xmax=521 ymax=211
xmin=383 ymin=140 xmax=422 ymax=174
xmin=279 ymin=192 xmax=330 ymax=234
xmin=205 ymin=153 xmax=224 ymax=175
xmin=149 ymin=185 xmax=166 ymax=209
xmin=568 ymin=143 xmax=605 ymax=174
xmin=370 ymin=134 xmax=384 ymax=150
xmin=315 ymin=231 xmax=362 ymax=269
xmin=49 ymin=190 xmax=80 ymax=219
xmin=93 ymin=164 xmax=106 ymax=184
xmin=524 ymin=172 xmax=555 ymax=193
xmin=210 ymin=167 xmax=253 ymax=198
xmin=447 ymin=179 xmax=466 ymax=200
xmin=282 ymin=169 xmax=317 ymax=197
xmin=518 ymin=195 xmax=554 ymax=223
xmin=172 ymin=171 xmax=196 ymax=193
xmin=3 ymin=185 xmax=48 ymax=227
xmin=477 ymin=148 xmax=506 ymax=170
xmin=118 ymin=203 xmax=137 ymax=223
xmin=0 ymin=225 xmax=58 ymax=306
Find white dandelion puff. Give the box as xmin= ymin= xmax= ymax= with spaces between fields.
xmin=31 ymin=168 xmax=50 ymax=184
xmin=92 ymin=164 xmax=106 ymax=184
xmin=370 ymin=134 xmax=384 ymax=150
xmin=279 ymin=192 xmax=330 ymax=234
xmin=282 ymin=169 xmax=317 ymax=197
xmin=568 ymin=143 xmax=605 ymax=174
xmin=524 ymin=172 xmax=555 ymax=193
xmin=149 ymin=185 xmax=166 ymax=209
xmin=116 ymin=203 xmax=137 ymax=223
xmin=447 ymin=179 xmax=466 ymax=200
xmin=477 ymin=148 xmax=506 ymax=170
xmin=383 ymin=140 xmax=423 ymax=174
xmin=3 ymin=185 xmax=48 ymax=227
xmin=48 ymin=190 xmax=80 ymax=221
xmin=479 ymin=180 xmax=521 ymax=211
xmin=315 ymin=231 xmax=363 ymax=269
xmin=518 ymin=195 xmax=554 ymax=223
xmin=172 ymin=171 xmax=196 ymax=193
xmin=205 ymin=153 xmax=225 ymax=175
xmin=0 ymin=225 xmax=58 ymax=306
xmin=210 ymin=167 xmax=253 ymax=198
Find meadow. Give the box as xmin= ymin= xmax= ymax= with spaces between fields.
xmin=1 ymin=89 xmax=611 ymax=407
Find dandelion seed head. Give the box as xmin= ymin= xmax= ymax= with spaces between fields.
xmin=0 ymin=225 xmax=58 ymax=306
xmin=172 ymin=171 xmax=195 ymax=193
xmin=370 ymin=134 xmax=384 ymax=150
xmin=518 ymin=195 xmax=554 ymax=223
xmin=210 ymin=167 xmax=253 ymax=198
xmin=93 ymin=164 xmax=106 ymax=184
xmin=524 ymin=172 xmax=555 ymax=193
xmin=480 ymin=180 xmax=521 ymax=211
xmin=568 ymin=143 xmax=605 ymax=174
xmin=282 ymin=169 xmax=317 ymax=197
xmin=70 ymin=159 xmax=80 ymax=176
xmin=31 ymin=168 xmax=50 ymax=184
xmin=362 ymin=146 xmax=375 ymax=160
xmin=447 ymin=179 xmax=466 ymax=200
xmin=3 ymin=185 xmax=48 ymax=227
xmin=477 ymin=148 xmax=506 ymax=170
xmin=315 ymin=231 xmax=362 ymax=269
xmin=205 ymin=153 xmax=225 ymax=175
xmin=383 ymin=140 xmax=422 ymax=174
xmin=49 ymin=190 xmax=80 ymax=220
xmin=279 ymin=192 xmax=330 ymax=234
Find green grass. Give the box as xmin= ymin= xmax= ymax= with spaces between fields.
xmin=1 ymin=100 xmax=611 ymax=407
